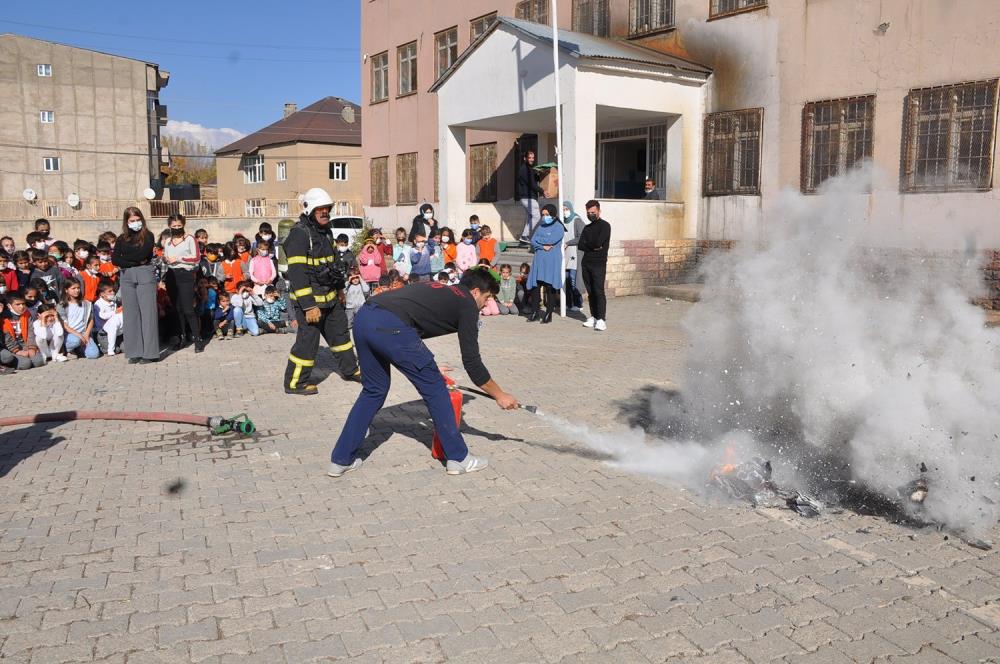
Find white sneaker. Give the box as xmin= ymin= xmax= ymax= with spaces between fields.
xmin=107 ymin=349 xmax=116 ymax=357
xmin=583 ymin=317 xmax=595 ymax=328
xmin=446 ymin=455 xmax=489 ymax=475
xmin=595 ymin=319 xmax=607 ymax=331
xmin=327 ymin=458 xmax=363 ymax=477
xmin=53 ymin=354 xmax=68 ymax=363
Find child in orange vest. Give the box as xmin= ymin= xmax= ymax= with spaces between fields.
xmin=221 ymin=243 xmax=247 ymax=294
xmin=477 ymin=225 xmax=499 ymax=268
xmin=80 ymin=255 xmax=102 ymax=302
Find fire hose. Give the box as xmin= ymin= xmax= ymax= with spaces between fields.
xmin=0 ymin=411 xmax=256 ymax=437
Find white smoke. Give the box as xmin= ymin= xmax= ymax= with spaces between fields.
xmin=568 ymin=166 xmax=1000 ymax=536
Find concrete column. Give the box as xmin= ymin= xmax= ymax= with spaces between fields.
xmin=438 ymin=125 xmax=467 ymax=228
xmin=562 ymin=97 xmax=596 ymax=210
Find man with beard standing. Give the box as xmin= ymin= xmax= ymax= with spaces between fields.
xmin=283 ymin=188 xmax=360 ymax=395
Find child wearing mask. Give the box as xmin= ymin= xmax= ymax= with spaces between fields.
xmin=358 ymin=239 xmax=384 ymax=288
xmin=96 ymin=242 xmax=119 ymax=282
xmin=57 ymin=280 xmax=99 ymax=359
xmin=257 ymin=285 xmax=289 ymax=334
xmin=334 ymin=234 xmax=357 ymax=271
xmin=234 ymin=236 xmax=252 ymax=266
xmin=29 ymin=249 xmax=62 ymax=300
xmin=248 ymin=241 xmax=276 ymax=295
xmin=497 ymin=264 xmax=518 ymax=315
xmin=80 ymin=255 xmax=102 ymax=302
xmin=25 ymin=231 xmax=48 ymax=253
xmin=456 ymin=229 xmax=479 ymax=274
xmin=98 ymin=231 xmax=117 ymax=250
xmin=72 ymin=240 xmax=93 ymax=271
xmin=194 ymin=229 xmax=209 ymax=254
xmin=408 ymin=234 xmax=434 ymax=283
xmin=22 ymin=286 xmax=43 ymax=313
xmin=438 ymin=228 xmax=458 ymax=266
xmin=94 ymin=282 xmax=123 ymax=356
xmin=254 ymin=222 xmax=274 ymax=250
xmin=370 ymin=228 xmax=393 ymax=270
xmin=221 ymin=243 xmax=247 ymax=294
xmin=428 ymin=231 xmax=445 ymax=276
xmin=231 ymin=280 xmax=262 ymax=336
xmin=32 ymin=303 xmax=67 ymax=362
xmin=2 ymin=293 xmax=44 ymax=370
xmin=477 ymin=225 xmax=499 ymax=268
xmin=214 ymin=292 xmax=235 ymax=339
xmin=200 ymin=243 xmax=226 ymax=282
xmin=391 ymin=227 xmax=412 ymax=280
xmin=468 ymin=215 xmax=482 ymax=243
xmin=344 ymin=267 xmax=369 ymax=328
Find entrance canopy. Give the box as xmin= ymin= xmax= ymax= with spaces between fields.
xmin=432 ymin=17 xmax=712 ymax=239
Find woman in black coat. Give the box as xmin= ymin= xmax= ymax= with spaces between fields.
xmin=407 ymin=203 xmax=439 ymax=243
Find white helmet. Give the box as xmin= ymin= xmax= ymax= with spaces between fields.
xmin=299 ymin=187 xmax=334 ymax=216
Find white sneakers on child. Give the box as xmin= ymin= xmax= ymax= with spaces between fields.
xmin=53 ymin=353 xmax=68 ymax=363
xmin=595 ymin=319 xmax=607 ymax=331
xmin=583 ymin=317 xmax=595 ymax=328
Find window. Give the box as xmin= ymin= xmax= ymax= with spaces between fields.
xmin=276 ymin=201 xmax=289 ymax=217
xmin=39 ymin=110 xmax=55 ymax=124
xmin=46 ymin=204 xmax=60 ymax=217
xmin=710 ymin=0 xmax=766 ymax=19
xmin=471 ymin=12 xmax=498 ymax=40
xmin=470 ymin=143 xmax=498 ymax=202
xmin=515 ymin=0 xmax=549 ymax=24
xmin=276 ymin=161 xmax=287 ymax=181
xmin=329 ymin=162 xmax=349 ymax=181
xmin=43 ymin=156 xmax=61 ymax=172
xmin=371 ymin=51 xmax=389 ymax=103
xmin=901 ymin=79 xmax=998 ymax=193
xmin=630 ymin=0 xmax=674 ymax=36
xmin=573 ymin=0 xmax=610 ymax=37
xmin=396 ymin=153 xmax=418 ymax=205
xmin=241 ymin=154 xmax=264 ymax=184
xmin=245 ymin=199 xmax=265 ymax=217
xmin=597 ymin=124 xmax=667 ymax=199
xmin=435 ymin=27 xmax=459 ymax=79
xmin=433 ymin=149 xmax=440 ymax=202
xmin=398 ymin=41 xmax=418 ymax=96
xmin=36 ymin=64 xmax=51 ymax=77
xmin=801 ymin=96 xmax=874 ymax=193
xmin=704 ymin=108 xmax=763 ymax=196
xmin=371 ymin=156 xmax=389 ymax=207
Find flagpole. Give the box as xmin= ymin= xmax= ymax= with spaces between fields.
xmin=551 ymin=0 xmax=566 ymax=318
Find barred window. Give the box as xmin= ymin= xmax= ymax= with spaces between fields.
xmin=470 ymin=143 xmax=498 ymax=203
xmin=245 ymin=199 xmax=265 ymax=218
xmin=801 ymin=95 xmax=874 ymax=193
xmin=703 ymin=108 xmax=762 ymax=196
xmin=396 ymin=153 xmax=418 ymax=205
xmin=630 ymin=0 xmax=674 ymax=36
xmin=515 ymin=0 xmax=549 ymax=24
xmin=433 ymin=149 xmax=440 ymax=202
xmin=241 ymin=154 xmax=264 ymax=184
xmin=370 ymin=157 xmax=389 ymax=207
xmin=710 ymin=0 xmax=766 ymax=19
xmin=901 ymin=79 xmax=998 ymax=193
xmin=573 ymin=0 xmax=610 ymax=37
xmin=398 ymin=41 xmax=417 ymax=96
xmin=370 ymin=51 xmax=389 ymax=103
xmin=435 ymin=27 xmax=458 ymax=79
xmin=471 ymin=12 xmax=498 ymax=40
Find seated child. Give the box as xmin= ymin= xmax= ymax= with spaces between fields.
xmin=436 ymin=271 xmax=450 ymax=284
xmin=1 ymin=293 xmax=44 ymax=370
xmin=93 ymin=282 xmax=124 ymax=356
xmin=214 ymin=292 xmax=235 ymax=339
xmin=257 ymin=285 xmax=290 ymax=334
xmin=32 ymin=303 xmax=67 ymax=362
xmin=497 ymin=264 xmax=518 ymax=315
xmin=456 ymin=229 xmax=479 ymax=274
xmin=516 ymin=262 xmax=530 ymax=313
xmin=230 ymin=280 xmax=263 ymax=336
xmin=57 ymin=280 xmax=99 ymax=359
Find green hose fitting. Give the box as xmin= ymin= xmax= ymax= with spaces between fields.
xmin=208 ymin=413 xmax=256 ymax=437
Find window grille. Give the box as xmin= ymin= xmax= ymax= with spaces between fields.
xmin=596 ymin=124 xmax=668 ymax=199
xmin=573 ymin=0 xmax=610 ymax=37
xmin=471 ymin=12 xmax=498 ymax=40
xmin=801 ymin=96 xmax=874 ymax=193
xmin=435 ymin=27 xmax=458 ymax=79
xmin=370 ymin=157 xmax=389 ymax=207
xmin=241 ymin=154 xmax=264 ymax=184
xmin=710 ymin=0 xmax=766 ymax=19
xmin=398 ymin=41 xmax=418 ymax=96
xmin=704 ymin=108 xmax=762 ymax=196
xmin=276 ymin=202 xmax=289 ymax=217
xmin=43 ymin=156 xmax=61 ymax=172
xmin=396 ymin=153 xmax=418 ymax=205
xmin=901 ymin=79 xmax=998 ymax=193
xmin=47 ymin=204 xmax=60 ymax=217
xmin=515 ymin=0 xmax=549 ymax=24
xmin=276 ymin=161 xmax=287 ymax=181
xmin=245 ymin=199 xmax=265 ymax=217
xmin=329 ymin=162 xmax=349 ymax=181
xmin=470 ymin=143 xmax=498 ymax=202
xmin=371 ymin=51 xmax=389 ymax=103
xmin=433 ymin=149 xmax=440 ymax=202
xmin=629 ymin=0 xmax=674 ymax=36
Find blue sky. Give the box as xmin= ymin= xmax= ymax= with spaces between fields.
xmin=0 ymin=0 xmax=361 ymax=147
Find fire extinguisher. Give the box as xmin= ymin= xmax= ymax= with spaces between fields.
xmin=431 ymin=372 xmax=463 ymax=461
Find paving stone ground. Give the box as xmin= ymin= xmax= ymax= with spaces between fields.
xmin=1 ymin=296 xmax=998 ymax=663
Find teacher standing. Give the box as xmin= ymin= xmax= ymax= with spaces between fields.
xmin=162 ymin=213 xmax=203 ymax=353
xmin=112 ymin=207 xmax=159 ymax=364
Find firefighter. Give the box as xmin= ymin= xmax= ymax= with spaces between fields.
xmin=283 ymin=188 xmax=360 ymax=395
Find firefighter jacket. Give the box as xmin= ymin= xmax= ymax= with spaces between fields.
xmin=284 ymin=214 xmax=344 ymax=310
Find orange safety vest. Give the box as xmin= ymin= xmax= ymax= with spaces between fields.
xmin=81 ymin=271 xmax=101 ymax=302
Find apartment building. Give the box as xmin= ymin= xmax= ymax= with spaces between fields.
xmin=0 ymin=33 xmax=170 ymax=217
xmin=215 ymin=97 xmax=364 ymax=220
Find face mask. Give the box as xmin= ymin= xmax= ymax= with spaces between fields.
xmin=25 ymin=299 xmax=36 ymax=306
xmin=541 ymin=215 xmax=552 ymax=224
xmin=423 ymin=212 xmax=433 ymax=220
xmin=238 ymin=247 xmax=248 ymax=254
xmin=587 ymin=213 xmax=599 ymax=222
xmin=563 ymin=210 xmax=570 ymax=219
xmin=338 ymin=246 xmax=348 ymax=253
xmin=470 ymin=224 xmax=479 ymax=230
xmin=463 ymin=238 xmax=473 ymax=245
xmin=87 ymin=267 xmax=99 ymax=275
xmin=128 ymin=221 xmax=143 ymax=232
xmin=415 ymin=242 xmax=426 ymax=249
xmin=76 ymin=250 xmax=89 ymax=260
xmin=384 ymin=238 xmax=392 ymax=245
xmin=442 ymin=236 xmax=451 ymax=244
xmin=207 ymin=253 xmax=217 ymax=261
xmin=258 ymin=252 xmax=269 ymax=258
xmin=99 ymin=255 xmax=110 ymax=262
xmin=261 ymin=234 xmax=272 ymax=241
xmin=170 ymin=228 xmax=184 ymax=237
xmin=34 ymin=242 xmax=46 ymax=250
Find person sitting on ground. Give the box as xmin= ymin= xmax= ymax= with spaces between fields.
xmin=436 ymin=271 xmax=450 ymax=284
xmin=23 ymin=285 xmax=43 ymax=313
xmin=391 ymin=227 xmax=412 ymax=281
xmin=248 ymin=240 xmax=276 ymax=295
xmin=57 ymin=280 xmax=100 ymax=359
xmin=479 ymin=262 xmax=501 ymax=316
xmin=477 ymin=225 xmax=499 ymax=268
xmin=497 ymin=264 xmax=517 ymax=315
xmin=1 ymin=293 xmax=43 ymax=370
xmin=515 ymin=262 xmax=530 ymax=314
xmin=32 ymin=303 xmax=66 ymax=363
xmin=257 ymin=285 xmax=290 ymax=334
xmin=456 ymin=229 xmax=479 ymax=274
xmin=409 ymin=234 xmax=434 ymax=283
xmin=344 ymin=266 xmax=370 ymax=328
xmin=231 ymin=280 xmax=263 ymax=336
xmin=358 ymin=239 xmax=384 ymax=289
xmin=443 ymin=263 xmax=460 ymax=286
xmin=214 ymin=292 xmax=235 ymax=339
xmin=93 ymin=282 xmax=123 ymax=356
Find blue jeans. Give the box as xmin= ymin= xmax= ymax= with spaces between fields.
xmin=233 ymin=309 xmax=260 ymax=336
xmin=566 ymin=269 xmax=583 ymax=308
xmin=65 ymin=332 xmax=100 ymax=359
xmin=330 ymin=304 xmax=469 ymax=466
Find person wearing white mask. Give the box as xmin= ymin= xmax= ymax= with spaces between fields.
xmin=561 ymin=201 xmax=587 ymax=312
xmin=112 ymin=206 xmax=160 ymax=363
xmin=408 ymin=203 xmax=439 ymax=243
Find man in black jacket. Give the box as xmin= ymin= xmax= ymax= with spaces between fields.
xmin=517 ymin=151 xmax=542 ymax=243
xmin=282 ymin=188 xmax=360 ymax=395
xmin=328 ymin=268 xmax=519 ymax=477
xmin=578 ymin=199 xmax=611 ymax=332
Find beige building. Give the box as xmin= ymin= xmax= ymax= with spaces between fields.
xmin=363 ymin=0 xmax=1000 ymax=293
xmin=0 ymin=33 xmax=169 ymax=217
xmin=214 ymin=97 xmax=363 ymax=220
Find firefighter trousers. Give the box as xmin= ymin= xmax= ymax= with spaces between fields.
xmin=284 ymin=303 xmax=359 ymax=389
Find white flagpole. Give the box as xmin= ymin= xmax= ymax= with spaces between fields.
xmin=551 ymin=0 xmax=567 ymax=318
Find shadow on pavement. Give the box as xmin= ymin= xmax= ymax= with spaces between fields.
xmin=0 ymin=420 xmax=67 ymax=478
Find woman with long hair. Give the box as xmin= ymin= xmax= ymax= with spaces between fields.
xmin=112 ymin=206 xmax=159 ymax=363
xmin=162 ymin=213 xmax=203 ymax=352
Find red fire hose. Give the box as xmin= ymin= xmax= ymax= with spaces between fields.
xmin=0 ymin=411 xmax=255 ymax=436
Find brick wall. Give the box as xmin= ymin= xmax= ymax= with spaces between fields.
xmin=605 ymin=239 xmax=733 ymax=297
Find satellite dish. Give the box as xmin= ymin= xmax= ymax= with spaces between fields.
xmin=142 ymin=188 xmax=156 ymax=200
xmin=67 ymin=193 xmax=80 ymax=207
xmin=22 ymin=188 xmax=36 ymax=201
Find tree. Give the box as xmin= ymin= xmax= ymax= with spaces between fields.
xmin=163 ymin=136 xmax=217 ymax=185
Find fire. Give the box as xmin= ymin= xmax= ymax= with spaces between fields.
xmin=708 ymin=447 xmax=739 ymax=479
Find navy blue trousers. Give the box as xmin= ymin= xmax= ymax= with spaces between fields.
xmin=330 ymin=304 xmax=469 ymax=466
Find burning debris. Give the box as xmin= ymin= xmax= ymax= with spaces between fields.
xmin=706 ymin=451 xmax=823 ymax=518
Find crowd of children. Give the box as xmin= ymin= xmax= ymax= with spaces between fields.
xmin=1 ymin=212 xmax=543 ymax=374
